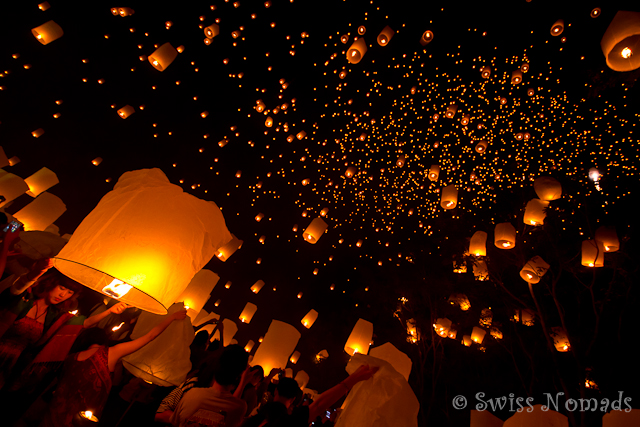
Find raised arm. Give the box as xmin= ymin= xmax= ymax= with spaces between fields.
xmin=0 ymin=226 xmax=21 ymax=279
xmin=10 ymin=258 xmax=54 ymax=295
xmin=83 ymin=302 xmax=129 ymax=329
xmin=107 ymin=309 xmax=187 ymax=371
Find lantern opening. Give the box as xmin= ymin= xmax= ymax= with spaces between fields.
xmin=102 ymin=278 xmax=133 ymax=299
xmin=622 ymin=47 xmax=632 ymax=58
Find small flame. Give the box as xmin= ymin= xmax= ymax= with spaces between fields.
xmin=112 ymin=322 xmax=124 ymax=332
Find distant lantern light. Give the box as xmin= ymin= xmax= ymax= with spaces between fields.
xmin=340 ymin=34 xmax=349 ymax=44
xmin=358 ymin=26 xmax=366 ymax=35
xmin=339 ymin=70 xmax=347 ymax=79
xmin=359 ymin=133 xmax=367 ymax=141
xmin=461 ymin=114 xmax=470 ymax=125
xmin=511 ymin=70 xmax=523 ymax=84
xmin=347 ymin=37 xmax=367 ymax=64
xmin=419 ymin=30 xmax=434 ymax=46
xmin=256 ymin=100 xmax=266 ymax=112
xmin=320 ymin=208 xmax=329 ymax=217
xmin=521 ymin=63 xmax=530 ymax=73
xmin=524 ymin=132 xmax=531 ymax=140
xmin=255 ymin=213 xmax=264 ymax=222
xmin=251 ymin=280 xmax=265 ymax=294
xmin=225 ymin=281 xmax=232 ymax=289
xmin=481 ymin=66 xmax=491 ymax=78
xmin=297 ymin=292 xmax=303 ymax=299
xmin=595 ymin=226 xmax=619 ymax=252
xmin=356 ymin=239 xmax=363 ymax=247
xmin=396 ymin=154 xmax=406 ymax=167
xmin=312 ymin=268 xmax=319 ymax=275
xmin=462 ymin=335 xmax=472 ymax=347
xmin=239 ymin=302 xmax=258 ymax=323
xmin=235 ymin=171 xmax=242 ymax=178
xmin=445 ymin=104 xmax=458 ymax=118
xmin=32 ymin=20 xmax=63 ymax=45
xmin=550 ymin=19 xmax=565 ymax=36
xmin=410 ymin=86 xmax=417 ymax=94
xmin=345 ymin=166 xmax=357 ymax=178
xmin=301 ymin=178 xmax=310 ymax=186
xmin=601 ymin=11 xmax=640 ymax=72
xmin=92 ymin=157 xmax=103 ymax=166
xmin=448 ymin=294 xmax=471 ymax=311
xmin=527 ymin=88 xmax=535 ymax=96
xmin=296 ymin=131 xmax=306 ymax=140
xmin=244 ymin=340 xmax=255 ymax=352
xmin=520 ymin=256 xmax=550 ymax=284
xmin=469 ymin=231 xmax=487 ymax=257
xmin=582 ymin=240 xmax=605 ymax=267
xmin=534 ymin=176 xmax=562 ymax=201
xmin=149 ymin=43 xmax=178 ymax=71
xmin=205 ymin=24 xmax=219 ymax=38
xmin=494 ymin=223 xmax=516 ymax=249
xmin=118 ymin=105 xmax=135 ymax=119
xmin=500 ymin=97 xmax=507 ymax=105
xmin=473 ymin=259 xmax=489 ymax=281
xmin=290 ymin=351 xmax=300 ymax=364
xmin=301 ymin=309 xmax=318 ymax=328
xmin=231 ymin=30 xmax=241 ymax=38
xmin=523 ymin=199 xmax=549 ymax=225
xmin=551 ymin=327 xmax=570 ymax=352
xmin=440 ymin=185 xmax=458 ymax=210
xmin=32 ymin=128 xmax=45 ymax=138
xmin=215 ymin=234 xmax=243 ymax=261
xmin=344 ymin=318 xmax=373 ymax=356
xmin=219 ymin=139 xmax=228 ymax=147
xmin=428 ymin=165 xmax=440 ymax=181
xmin=588 ymin=167 xmax=600 ymax=181
xmin=118 ymin=7 xmax=134 ymax=16
xmin=265 ymin=116 xmax=273 ymax=127
xmin=38 ymin=2 xmax=50 ymax=11
xmin=303 ymin=217 xmax=328 ymax=244
xmin=591 ymin=8 xmax=601 ymax=18
xmin=377 ymin=25 xmax=395 ymax=46
xmin=515 ymin=133 xmax=524 ymax=141
xmin=475 ymin=140 xmax=488 ymax=153
xmin=471 ymin=327 xmax=486 ymax=344
xmin=433 ymin=318 xmax=451 ymax=337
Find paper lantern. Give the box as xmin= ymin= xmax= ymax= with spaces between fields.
xmin=0 ymin=172 xmax=29 ymax=208
xmin=550 ymin=19 xmax=564 ymax=36
xmin=149 ymin=43 xmax=178 ymax=71
xmin=513 ymin=309 xmax=535 ymax=326
xmin=175 ymin=269 xmax=219 ymax=320
xmin=534 ymin=176 xmax=562 ymax=201
xmin=315 ymin=349 xmax=329 ymax=362
xmin=303 ymin=217 xmax=328 ymax=243
xmin=347 ymin=37 xmax=367 ymax=64
xmin=345 ymin=166 xmax=357 ymax=178
xmin=448 ymin=293 xmax=471 ymax=311
xmin=523 ymin=199 xmax=549 ymax=226
xmin=255 ymin=213 xmax=264 ymax=222
xmin=250 ymin=320 xmax=301 ymax=374
xmin=582 ymin=240 xmax=605 ymax=267
xmin=265 ymin=116 xmax=273 ymax=127
xmin=251 ymin=280 xmax=265 ymax=294
xmin=428 ymin=165 xmax=440 ymax=181
xmin=38 ymin=2 xmax=50 ymax=10
xmin=356 ymin=240 xmax=363 ymax=248
xmin=117 ymin=105 xmax=135 ymax=119
xmin=511 ymin=70 xmax=523 ymax=84
xmin=601 ymin=11 xmax=640 ymax=72
xmin=479 ymin=309 xmax=493 ymax=327
xmin=25 ymin=167 xmax=59 ymax=197
xmin=471 ymin=327 xmax=486 ymax=344
xmin=118 ymin=7 xmax=134 ymax=16
xmin=210 ymin=319 xmax=237 ymax=346
xmin=377 ymin=25 xmax=394 ymax=46
xmin=473 ymin=259 xmax=489 ymax=281
xmin=296 ymin=131 xmax=306 ymax=140
xmin=290 ymin=351 xmax=300 ymax=364
xmin=239 ymin=302 xmax=258 ymax=323
xmin=32 ymin=20 xmax=63 ymax=45
xmin=595 ymin=226 xmax=620 ymax=252
xmin=475 ymin=140 xmax=488 ymax=153
xmin=396 ymin=154 xmax=406 ymax=167
xmin=284 ymin=368 xmax=293 ymax=378
xmin=520 ymin=256 xmax=550 ymax=284
xmin=369 ymin=343 xmax=412 ymax=381
xmin=419 ymin=30 xmax=434 ymax=45
xmin=53 ymin=168 xmax=232 ymax=314
xmin=320 ymin=207 xmax=329 ymax=216
xmin=494 ymin=223 xmax=516 ymax=249
xmin=244 ymin=340 xmax=255 ymax=352
xmin=440 ymin=185 xmax=458 ymax=210
xmin=301 ymin=309 xmax=318 ymax=328
xmin=205 ymin=23 xmax=219 ymax=38
xmin=433 ymin=318 xmax=451 ymax=338
xmin=445 ymin=104 xmax=458 ymax=118
xmin=551 ymin=327 xmax=570 ymax=352
xmin=92 ymin=157 xmax=102 ymax=166
xmin=344 ymin=318 xmax=373 ymax=356
xmin=13 ymin=192 xmax=66 ymax=231
xmin=215 ymin=234 xmax=243 ymax=261
xmin=122 ymin=304 xmax=194 ymax=387
xmin=469 ymin=231 xmax=487 ymax=257
xmin=294 ymin=370 xmax=309 ymax=389
xmin=481 ymin=66 xmax=491 ymax=78
xmin=461 ymin=114 xmax=470 ymax=125
xmin=32 ymin=128 xmax=45 ymax=138
xmin=462 ymin=335 xmax=472 ymax=346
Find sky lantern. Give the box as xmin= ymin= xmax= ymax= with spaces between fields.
xmin=347 ymin=37 xmax=367 ymax=64
xmin=296 ymin=131 xmax=306 ymax=140
xmin=13 ymin=192 xmax=66 ymax=231
xmin=473 ymin=259 xmax=489 ymax=281
xmin=117 ymin=7 xmax=134 ymax=16
xmin=419 ymin=30 xmax=433 ymax=45
xmin=550 ymin=19 xmax=564 ymax=36
xmin=475 ymin=140 xmax=488 ymax=153
xmin=265 ymin=116 xmax=273 ymax=127
xmin=396 ymin=154 xmax=407 ymax=167
xmin=601 ymin=11 xmax=640 ymax=72
xmin=344 ymin=318 xmax=373 ymax=356
xmin=117 ymin=105 xmax=135 ymax=119
xmin=448 ymin=293 xmax=471 ymax=311
xmin=255 ymin=213 xmax=264 ymax=222
xmin=534 ymin=176 xmax=562 ymax=201
xmin=469 ymin=231 xmax=487 ymax=256
xmin=377 ymin=25 xmax=394 ymax=46
xmin=345 ymin=166 xmax=357 ymax=178
xmin=24 ymin=167 xmax=58 ymax=197
xmin=290 ymin=351 xmax=300 ymax=364
xmin=175 ymin=269 xmax=219 ymax=321
xmin=38 ymin=2 xmax=50 ymax=11
xmin=440 ymin=185 xmax=458 ymax=210
xmin=551 ymin=327 xmax=570 ymax=352
xmin=520 ymin=256 xmax=550 ymax=284
xmin=251 ymin=320 xmax=301 ymax=374
xmin=91 ymin=157 xmax=102 ymax=166
xmin=471 ymin=327 xmax=486 ymax=344
xmin=481 ymin=66 xmax=491 ymax=78
xmin=513 ymin=309 xmax=535 ymax=326
xmin=303 ymin=217 xmax=328 ymax=243
xmin=523 ymin=199 xmax=549 ymax=226
xmin=511 ymin=70 xmax=523 ymax=84
xmin=32 ymin=128 xmax=45 ymax=138
xmin=462 ymin=336 xmax=472 ymax=347
xmin=433 ymin=318 xmax=451 ymax=337
xmin=595 ymin=226 xmax=619 ymax=252
xmin=582 ymin=240 xmax=605 ymax=267
xmin=428 ymin=165 xmax=440 ymax=181
xmin=301 ymin=309 xmax=318 ymax=328
xmin=0 ymin=173 xmax=29 ymax=208
xmin=32 ymin=20 xmax=63 ymax=45
xmin=369 ymin=342 xmax=412 ymax=381
xmin=244 ymin=340 xmax=255 ymax=353
xmin=215 ymin=234 xmax=243 ymax=261
xmin=295 ymin=371 xmax=309 ymax=389
xmin=445 ymin=104 xmax=458 ymax=118
xmin=494 ymin=223 xmax=516 ymax=249
xmin=149 ymin=43 xmax=178 ymax=71
xmin=53 ymin=169 xmax=232 ymax=314
xmin=521 ymin=62 xmax=530 ymax=72
xmin=251 ymin=280 xmax=265 ymax=293
xmin=239 ymin=302 xmax=258 ymax=323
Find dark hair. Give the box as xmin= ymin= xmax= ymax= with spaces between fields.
xmin=192 ymin=330 xmax=210 ymax=348
xmin=214 ymin=344 xmax=249 ymax=386
xmin=276 ymin=378 xmax=302 ymax=400
xmin=250 ymin=365 xmax=264 ymax=381
xmin=32 ymin=269 xmax=83 ymax=312
xmin=0 ymin=212 xmax=7 ymax=225
xmin=70 ymin=327 xmax=109 ymax=354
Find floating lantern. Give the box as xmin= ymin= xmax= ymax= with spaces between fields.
xmin=284 ymin=368 xmax=293 ymax=378
xmin=591 ymin=8 xmax=601 ymax=18
xmin=356 ymin=239 xmax=363 ymax=247
xmin=38 ymin=2 xmax=50 ymax=11
xmin=528 ymin=88 xmax=535 ymax=96
xmin=175 ymin=269 xmax=219 ymax=320
xmin=359 ymin=133 xmax=367 ymax=141
xmin=448 ymin=294 xmax=471 ymax=311
xmin=296 ymin=131 xmax=306 ymax=140
xmin=239 ymin=302 xmax=258 ymax=323
xmin=32 ymin=20 xmax=63 ymax=45
xmin=245 ymin=340 xmax=255 ymax=352
xmin=521 ymin=63 xmax=530 ymax=72
xmin=550 ymin=19 xmax=565 ymax=36
xmin=340 ymin=34 xmax=349 ymax=44
xmin=520 ymin=256 xmax=550 ymax=284
xmin=345 ymin=166 xmax=357 ymax=178
xmin=117 ymin=105 xmax=135 ymax=119
xmin=265 ymin=116 xmax=273 ymax=127
xmin=461 ymin=114 xmax=470 ymax=126
xmin=251 ymin=280 xmax=265 ymax=294
xmin=302 ymin=178 xmax=310 ymax=186
xmin=377 ymin=26 xmax=394 ymax=46
xmin=433 ymin=318 xmax=451 ymax=338
xmin=469 ymin=231 xmax=487 ymax=257
xmin=0 ymin=173 xmax=29 ymax=208
xmin=494 ymin=223 xmax=516 ymax=249
xmin=32 ymin=128 xmax=45 ymax=138
xmin=358 ymin=25 xmax=366 ymax=35
xmin=315 ymin=349 xmax=329 ymax=362
xmin=215 ymin=234 xmax=243 ymax=261
xmin=453 ymin=258 xmax=467 ymax=274
xmin=312 ymin=268 xmax=319 ymax=275
xmin=344 ymin=318 xmax=373 ymax=356
xmin=225 ymin=281 xmax=232 ymax=289
xmin=479 ymin=309 xmax=493 ymax=327
xmin=473 ymin=259 xmax=489 ymax=281
xmin=255 ymin=213 xmax=264 ymax=222
xmin=201 ymin=111 xmax=209 ymax=118
xmin=259 ymin=235 xmax=266 ymax=244
xmin=347 ymin=37 xmax=367 ymax=64
xmin=92 ymin=157 xmax=102 ymax=166
xmin=551 ymin=327 xmax=570 ymax=352
xmin=149 ymin=43 xmax=178 ymax=72
xmin=290 ymin=351 xmax=300 ymax=364
xmin=523 ymin=199 xmax=549 ymax=225
xmin=511 ymin=70 xmax=523 ymax=84
xmin=396 ymin=154 xmax=406 ymax=167
xmin=462 ymin=335 xmax=472 ymax=346
xmin=515 ymin=133 xmax=524 ymax=141
xmin=301 ymin=309 xmax=318 ymax=328
xmin=582 ymin=240 xmax=605 ymax=267
xmin=534 ymin=176 xmax=562 ymax=201
xmin=295 ymin=371 xmax=309 ymax=389
xmin=219 ymin=139 xmax=228 ymax=147
xmin=445 ymin=104 xmax=458 ymax=118
xmin=251 ymin=320 xmax=301 ymax=374
xmin=303 ymin=217 xmax=328 ymax=243
xmin=440 ymin=185 xmax=458 ymax=210
xmin=595 ymin=226 xmax=619 ymax=252
xmin=601 ymin=11 xmax=640 ymax=72
xmin=419 ymin=30 xmax=434 ymax=45
xmin=214 ymin=299 xmax=220 ymax=307
xmin=25 ymin=167 xmax=58 ymax=197
xmin=471 ymin=327 xmax=486 ymax=344
xmin=475 ymin=140 xmax=488 ymax=153
xmin=513 ymin=309 xmax=536 ymax=326
xmin=53 ymin=169 xmax=232 ymax=314
xmin=13 ymin=192 xmax=65 ymax=231
xmin=118 ymin=7 xmax=134 ymax=16
xmin=256 ymin=100 xmax=266 ymax=112
xmin=428 ymin=165 xmax=440 ymax=181
xmin=481 ymin=66 xmax=491 ymax=78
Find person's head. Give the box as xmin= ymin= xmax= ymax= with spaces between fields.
xmin=249 ymin=365 xmax=264 ymax=386
xmin=214 ymin=344 xmax=249 ymax=388
xmin=274 ymin=377 xmax=302 ymax=408
xmin=70 ymin=327 xmax=109 ymax=354
xmin=33 ymin=269 xmax=83 ymax=311
xmin=192 ymin=330 xmax=210 ymax=349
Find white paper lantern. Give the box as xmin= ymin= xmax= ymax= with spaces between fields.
xmin=301 ymin=309 xmax=318 ymax=328
xmin=601 ymin=11 xmax=640 ymax=72
xmin=0 ymin=173 xmax=29 ymax=208
xmin=215 ymin=234 xmax=243 ymax=261
xmin=494 ymin=223 xmax=516 ymax=249
xmin=303 ymin=217 xmax=328 ymax=243
xmin=175 ymin=269 xmax=219 ymax=321
xmin=347 ymin=37 xmax=367 ymax=64
xmin=13 ymin=192 xmax=66 ymax=231
xmin=239 ymin=302 xmax=258 ymax=323
xmin=294 ymin=370 xmax=309 ymax=389
xmin=149 ymin=43 xmax=178 ymax=71
xmin=469 ymin=231 xmax=487 ymax=257
xmin=32 ymin=20 xmax=63 ymax=45
xmin=25 ymin=167 xmax=59 ymax=197
xmin=250 ymin=320 xmax=301 ymax=374
xmin=520 ymin=256 xmax=550 ymax=284
xmin=344 ymin=318 xmax=373 ymax=356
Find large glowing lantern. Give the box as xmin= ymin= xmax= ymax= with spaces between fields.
xmin=369 ymin=342 xmax=412 ymax=381
xmin=149 ymin=43 xmax=178 ymax=71
xmin=0 ymin=173 xmax=29 ymax=208
xmin=523 ymin=199 xmax=549 ymax=226
xmin=175 ymin=269 xmax=219 ymax=321
xmin=469 ymin=231 xmax=487 ymax=257
xmin=25 ymin=167 xmax=59 ymax=197
xmin=303 ymin=217 xmax=328 ymax=243
xmin=215 ymin=234 xmax=243 ymax=261
xmin=251 ymin=280 xmax=265 ymax=294
xmin=204 ymin=23 xmax=219 ymax=39
xmin=601 ymin=11 xmax=640 ymax=72
xmin=581 ymin=240 xmax=605 ymax=267
xmin=301 ymin=309 xmax=318 ymax=328
xmin=377 ymin=26 xmax=394 ymax=46
xmin=520 ymin=256 xmax=550 ymax=284
xmin=471 ymin=327 xmax=486 ymax=344
xmin=448 ymin=294 xmax=471 ymax=311
xmin=32 ymin=20 xmax=63 ymax=45
xmin=344 ymin=318 xmax=373 ymax=356
xmin=53 ymin=168 xmax=232 ymax=314
xmin=595 ymin=226 xmax=619 ymax=252
xmin=347 ymin=37 xmax=367 ymax=64
xmin=13 ymin=192 xmax=66 ymax=231
xmin=534 ymin=176 xmax=562 ymax=201
xmin=494 ymin=223 xmax=516 ymax=249
xmin=294 ymin=371 xmax=309 ymax=389
xmin=440 ymin=185 xmax=458 ymax=210
xmin=117 ymin=105 xmax=135 ymax=119
xmin=550 ymin=19 xmax=564 ymax=36
xmin=239 ymin=302 xmax=257 ymax=323
xmin=428 ymin=165 xmax=440 ymax=181
xmin=550 ymin=327 xmax=570 ymax=352
xmin=251 ymin=320 xmax=301 ymax=374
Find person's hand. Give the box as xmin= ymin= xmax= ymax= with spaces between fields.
xmin=109 ymin=302 xmax=129 ymax=314
xmin=25 ymin=258 xmax=54 ymax=281
xmin=349 ymin=364 xmax=379 ymax=383
xmin=267 ymin=368 xmax=282 ymax=378
xmin=172 ymin=309 xmax=188 ymax=321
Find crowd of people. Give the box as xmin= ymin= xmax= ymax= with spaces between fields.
xmin=0 ymin=215 xmax=378 ymax=426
